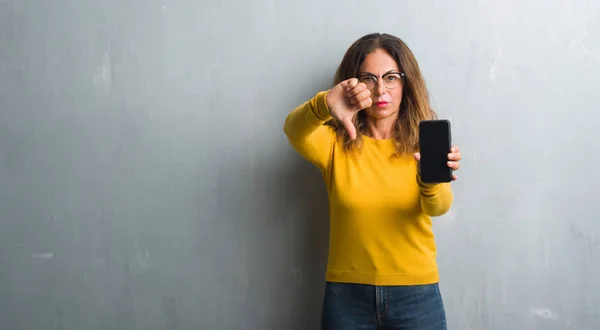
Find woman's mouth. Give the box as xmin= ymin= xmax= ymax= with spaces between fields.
xmin=375 ymin=101 xmax=389 ymax=108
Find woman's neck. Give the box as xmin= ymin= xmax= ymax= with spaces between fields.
xmin=364 ymin=117 xmax=397 ymax=140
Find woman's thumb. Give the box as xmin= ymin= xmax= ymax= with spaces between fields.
xmin=343 ymin=119 xmax=357 ymax=140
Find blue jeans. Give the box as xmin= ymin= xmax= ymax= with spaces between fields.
xmin=320 ymin=281 xmax=447 ymax=330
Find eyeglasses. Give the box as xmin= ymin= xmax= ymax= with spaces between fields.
xmin=357 ymin=72 xmax=405 ymax=90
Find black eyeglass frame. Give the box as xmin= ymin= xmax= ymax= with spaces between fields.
xmin=357 ymin=72 xmax=406 ymax=89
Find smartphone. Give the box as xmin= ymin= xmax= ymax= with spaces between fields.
xmin=418 ymin=119 xmax=452 ymax=183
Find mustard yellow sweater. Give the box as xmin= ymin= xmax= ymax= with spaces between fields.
xmin=283 ymin=91 xmax=453 ymax=286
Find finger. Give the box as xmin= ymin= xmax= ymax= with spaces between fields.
xmin=347 ymin=82 xmax=368 ymax=97
xmin=354 ymin=97 xmax=371 ymax=110
xmin=413 ymin=152 xmax=421 ymax=161
xmin=447 ymin=152 xmax=462 ymax=161
xmin=452 ymin=174 xmax=458 ymax=181
xmin=349 ymin=88 xmax=371 ymax=105
xmin=352 ymin=94 xmax=372 ymax=110
xmin=342 ymin=118 xmax=357 ymax=140
xmin=342 ymin=78 xmax=359 ymax=91
xmin=447 ymin=161 xmax=460 ymax=170
xmin=451 ymin=145 xmax=460 ymax=153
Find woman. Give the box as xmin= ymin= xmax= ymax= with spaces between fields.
xmin=283 ymin=32 xmax=461 ymax=329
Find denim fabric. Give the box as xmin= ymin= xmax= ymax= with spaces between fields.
xmin=320 ymin=281 xmax=447 ymax=330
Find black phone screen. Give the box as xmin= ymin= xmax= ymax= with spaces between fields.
xmin=418 ymin=120 xmax=452 ymax=183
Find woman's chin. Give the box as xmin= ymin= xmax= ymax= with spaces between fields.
xmin=365 ymin=107 xmax=398 ymax=120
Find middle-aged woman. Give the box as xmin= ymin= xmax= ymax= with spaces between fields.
xmin=283 ymin=32 xmax=462 ymax=329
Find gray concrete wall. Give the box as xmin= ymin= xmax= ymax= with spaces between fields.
xmin=1 ymin=0 xmax=599 ymax=329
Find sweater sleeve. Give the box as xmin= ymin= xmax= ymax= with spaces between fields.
xmin=417 ymin=175 xmax=454 ymax=216
xmin=283 ymin=91 xmax=336 ymax=171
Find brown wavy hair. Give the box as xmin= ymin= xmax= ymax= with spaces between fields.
xmin=328 ymin=33 xmax=436 ymax=156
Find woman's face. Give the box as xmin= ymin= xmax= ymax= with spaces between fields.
xmin=357 ymin=48 xmax=404 ymax=121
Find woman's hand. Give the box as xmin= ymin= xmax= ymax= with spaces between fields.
xmin=325 ymin=78 xmax=372 ymax=140
xmin=446 ymin=145 xmax=461 ymax=180
xmin=414 ymin=145 xmax=462 ymax=181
